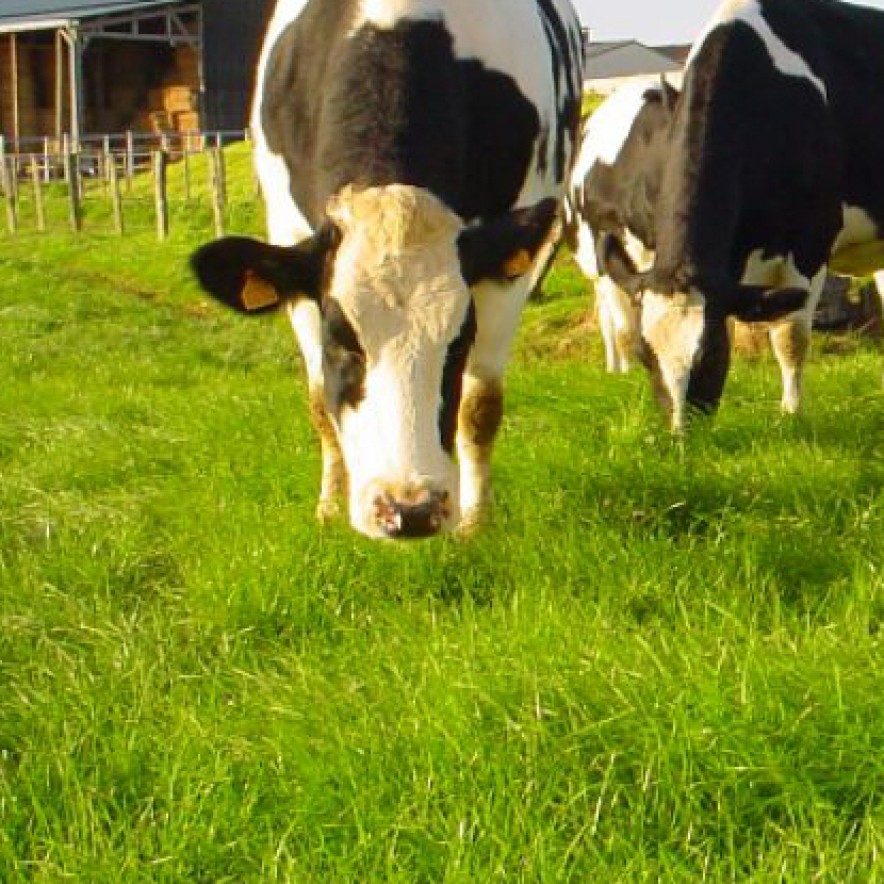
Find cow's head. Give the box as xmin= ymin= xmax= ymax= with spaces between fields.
xmin=600 ymin=233 xmax=809 ymax=430
xmin=191 ymin=185 xmax=558 ymax=538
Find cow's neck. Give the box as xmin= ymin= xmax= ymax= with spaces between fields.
xmin=652 ymin=32 xmax=747 ymax=293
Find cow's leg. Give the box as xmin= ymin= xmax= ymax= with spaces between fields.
xmin=457 ymin=373 xmax=503 ymax=531
xmin=288 ymin=300 xmax=347 ymax=522
xmin=600 ymin=275 xmax=641 ymax=373
xmin=769 ymin=266 xmax=825 ymax=415
xmin=255 ymin=147 xmax=346 ymax=519
xmin=457 ymin=276 xmax=534 ymax=531
xmin=596 ymin=275 xmax=623 ymax=372
xmin=874 ymin=271 xmax=884 ymax=387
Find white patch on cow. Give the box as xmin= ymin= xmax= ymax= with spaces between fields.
xmin=573 ymin=80 xmax=659 ymax=172
xmin=568 ymin=82 xmax=659 ymax=371
xmin=768 ymin=261 xmax=822 ymax=415
xmin=457 ymin=258 xmax=547 ymax=520
xmin=830 ymin=205 xmax=884 ymax=277
xmin=572 ymin=215 xmax=599 ymax=278
xmin=288 ymin=300 xmax=324 ymax=381
xmin=874 ymin=272 xmax=884 ymax=388
xmin=736 ymin=249 xmax=821 ymax=415
xmin=357 ymin=0 xmax=441 ymax=29
xmin=739 ymin=247 xmax=787 ymax=287
xmin=641 ymin=289 xmax=705 ymax=432
xmin=572 ymin=220 xmax=647 ymax=373
xmin=688 ymin=0 xmax=827 ymax=100
xmin=834 ymin=205 xmax=880 ymax=250
xmin=596 ymin=276 xmax=640 ymax=373
xmin=251 ymin=0 xmax=314 ymax=247
xmin=324 ymin=185 xmax=468 ymax=537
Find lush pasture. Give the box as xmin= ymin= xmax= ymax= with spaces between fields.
xmin=1 ymin=149 xmax=883 ymax=881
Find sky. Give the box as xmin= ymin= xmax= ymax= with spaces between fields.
xmin=573 ymin=0 xmax=884 ymax=47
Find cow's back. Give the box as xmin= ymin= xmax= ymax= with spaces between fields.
xmin=252 ymin=0 xmax=583 ymax=240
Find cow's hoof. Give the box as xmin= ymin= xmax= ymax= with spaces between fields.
xmin=456 ymin=506 xmax=490 ymax=538
xmin=315 ymin=498 xmax=344 ymax=524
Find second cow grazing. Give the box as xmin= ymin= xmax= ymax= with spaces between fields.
xmin=190 ymin=0 xmax=583 ymax=539
xmin=604 ymin=0 xmax=884 ymax=431
xmin=566 ymin=78 xmax=678 ymax=373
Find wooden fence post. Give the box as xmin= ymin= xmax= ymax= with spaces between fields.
xmin=9 ymin=155 xmax=19 ymax=202
xmin=182 ymin=138 xmax=192 ymax=201
xmin=62 ymin=134 xmax=70 ymax=182
xmin=2 ymin=158 xmax=18 ymax=234
xmin=64 ymin=151 xmax=82 ymax=232
xmin=125 ymin=130 xmax=135 ymax=190
xmin=30 ymin=156 xmax=45 ymax=232
xmin=215 ymin=139 xmax=227 ymax=207
xmin=101 ymin=135 xmax=111 ymax=194
xmin=109 ymin=152 xmax=124 ymax=236
xmin=153 ymin=149 xmax=169 ymax=240
xmin=210 ymin=147 xmax=225 ymax=237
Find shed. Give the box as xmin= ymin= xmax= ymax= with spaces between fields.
xmin=0 ymin=0 xmax=270 ymax=149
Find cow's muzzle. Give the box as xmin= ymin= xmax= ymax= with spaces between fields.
xmin=373 ymin=488 xmax=451 ymax=540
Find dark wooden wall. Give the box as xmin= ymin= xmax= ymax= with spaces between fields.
xmin=202 ymin=0 xmax=274 ymax=131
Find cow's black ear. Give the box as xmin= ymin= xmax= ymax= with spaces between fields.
xmin=190 ymin=232 xmax=331 ymax=314
xmin=598 ymin=231 xmax=645 ymax=296
xmin=727 ymin=285 xmax=808 ymax=322
xmin=458 ymin=198 xmax=559 ymax=285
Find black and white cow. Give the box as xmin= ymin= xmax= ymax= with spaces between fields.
xmin=190 ymin=0 xmax=583 ymax=538
xmin=603 ymin=0 xmax=884 ymax=431
xmin=566 ymin=78 xmax=678 ymax=372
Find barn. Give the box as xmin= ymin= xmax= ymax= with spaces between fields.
xmin=583 ymin=40 xmax=686 ymax=94
xmin=0 ymin=0 xmax=272 ymax=150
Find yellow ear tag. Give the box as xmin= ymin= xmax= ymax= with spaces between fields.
xmin=503 ymin=249 xmax=534 ymax=278
xmin=241 ymin=271 xmax=280 ymax=311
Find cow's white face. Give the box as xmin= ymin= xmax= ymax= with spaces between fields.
xmin=190 ymin=187 xmax=561 ymax=539
xmin=325 ymin=186 xmax=470 ymax=538
xmin=639 ymin=289 xmax=706 ymax=432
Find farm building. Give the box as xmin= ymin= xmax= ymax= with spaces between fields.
xmin=584 ymin=40 xmax=687 ymax=93
xmin=0 ymin=0 xmax=272 ymax=150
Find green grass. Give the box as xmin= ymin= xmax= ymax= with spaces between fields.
xmin=1 ymin=147 xmax=883 ymax=882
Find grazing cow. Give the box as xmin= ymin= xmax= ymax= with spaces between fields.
xmin=566 ymin=78 xmax=678 ymax=373
xmin=603 ymin=0 xmax=884 ymax=431
xmin=190 ymin=0 xmax=583 ymax=538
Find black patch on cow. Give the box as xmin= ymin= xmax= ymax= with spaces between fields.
xmin=439 ymin=302 xmax=476 ymax=454
xmin=190 ymin=231 xmax=336 ymax=311
xmin=685 ymin=309 xmax=731 ymax=415
xmin=322 ymin=298 xmax=366 ymax=416
xmin=651 ymin=8 xmax=843 ymax=296
xmin=536 ymin=0 xmax=583 ymax=182
xmin=261 ymin=13 xmax=544 ymax=224
xmin=458 ymin=198 xmax=560 ymax=285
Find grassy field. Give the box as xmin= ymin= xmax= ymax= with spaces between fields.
xmin=1 ymin=147 xmax=883 ymax=882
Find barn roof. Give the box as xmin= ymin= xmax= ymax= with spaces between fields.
xmin=584 ymin=40 xmax=681 ymax=81
xmin=0 ymin=0 xmax=184 ymax=32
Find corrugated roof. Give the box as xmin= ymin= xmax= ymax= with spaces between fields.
xmin=0 ymin=0 xmax=182 ymax=29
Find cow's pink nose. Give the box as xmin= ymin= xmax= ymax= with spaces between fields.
xmin=373 ymin=489 xmax=450 ymax=539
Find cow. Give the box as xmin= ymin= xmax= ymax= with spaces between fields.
xmin=565 ymin=78 xmax=678 ymax=373
xmin=602 ymin=0 xmax=884 ymax=431
xmin=190 ymin=0 xmax=584 ymax=539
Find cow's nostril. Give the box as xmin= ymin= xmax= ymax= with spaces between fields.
xmin=374 ymin=491 xmax=448 ymax=540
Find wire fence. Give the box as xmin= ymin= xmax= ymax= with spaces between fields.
xmin=0 ymin=129 xmax=254 ymax=239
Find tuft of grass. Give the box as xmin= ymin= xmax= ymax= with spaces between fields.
xmin=0 ymin=147 xmax=882 ymax=882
